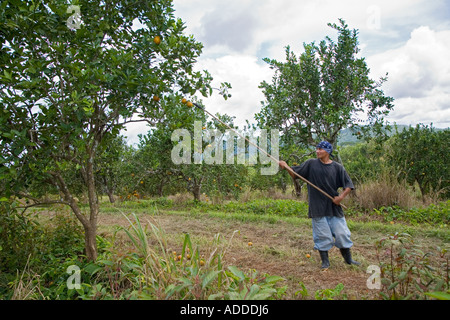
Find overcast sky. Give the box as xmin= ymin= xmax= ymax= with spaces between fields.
xmin=125 ymin=0 xmax=450 ymax=144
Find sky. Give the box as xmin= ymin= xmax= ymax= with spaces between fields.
xmin=124 ymin=0 xmax=450 ymax=144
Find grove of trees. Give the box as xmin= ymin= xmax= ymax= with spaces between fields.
xmin=1 ymin=1 xmax=449 ymax=265
xmin=1 ymin=0 xmax=227 ymax=260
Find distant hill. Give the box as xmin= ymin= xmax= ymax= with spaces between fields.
xmin=337 ymin=124 xmax=447 ymax=146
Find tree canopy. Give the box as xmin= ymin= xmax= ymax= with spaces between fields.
xmin=256 ymin=19 xmax=394 ymax=161
xmin=0 ymin=0 xmax=220 ymax=260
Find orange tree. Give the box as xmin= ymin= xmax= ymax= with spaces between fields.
xmin=388 ymin=125 xmax=449 ymax=201
xmin=256 ymin=19 xmax=394 ymax=163
xmin=0 ymin=0 xmax=219 ymax=260
xmin=133 ymin=100 xmax=248 ymax=202
xmin=129 ymin=96 xmax=208 ymax=199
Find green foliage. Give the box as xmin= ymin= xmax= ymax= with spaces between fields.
xmin=371 ymin=201 xmax=450 ymax=226
xmin=256 ymin=19 xmax=394 ymax=154
xmin=375 ymin=232 xmax=449 ymax=300
xmin=0 ymin=0 xmax=220 ymax=260
xmin=339 ymin=140 xmax=385 ymax=184
xmin=388 ymin=125 xmax=449 ymax=199
xmin=0 ymin=200 xmax=43 ymax=275
xmin=0 ymin=203 xmax=88 ymax=299
xmin=190 ymin=198 xmax=309 ymax=217
xmin=315 ymin=283 xmax=346 ymax=300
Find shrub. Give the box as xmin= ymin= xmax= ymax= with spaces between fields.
xmin=350 ymin=174 xmax=419 ymax=212
xmin=372 ymin=201 xmax=450 ymax=225
xmin=375 ymin=232 xmax=449 ymax=300
xmin=0 ymin=200 xmax=44 ymax=274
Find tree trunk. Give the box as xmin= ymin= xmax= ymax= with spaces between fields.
xmin=293 ymin=178 xmax=302 ymax=198
xmin=83 ymin=224 xmax=98 ymax=261
xmin=52 ymin=170 xmax=98 ymax=261
xmin=192 ymin=177 xmax=203 ymax=201
xmin=158 ymin=179 xmax=164 ymax=197
xmin=103 ymin=176 xmax=116 ymax=203
xmin=85 ymin=145 xmax=99 ymax=261
xmin=193 ymin=184 xmax=201 ymax=201
xmin=107 ymin=190 xmax=115 ymax=204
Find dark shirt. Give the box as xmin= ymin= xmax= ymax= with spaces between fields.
xmin=291 ymin=159 xmax=354 ymax=218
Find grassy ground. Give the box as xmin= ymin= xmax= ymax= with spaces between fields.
xmin=35 ymin=197 xmax=449 ymax=300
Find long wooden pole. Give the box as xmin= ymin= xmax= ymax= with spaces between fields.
xmin=192 ymin=103 xmax=346 ymax=209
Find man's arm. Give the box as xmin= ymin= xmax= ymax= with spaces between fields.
xmin=278 ymin=160 xmax=297 ymax=179
xmin=333 ymin=187 xmax=352 ymax=206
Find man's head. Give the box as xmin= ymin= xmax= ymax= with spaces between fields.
xmin=316 ymin=141 xmax=333 ymax=160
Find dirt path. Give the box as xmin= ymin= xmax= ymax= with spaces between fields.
xmin=97 ymin=211 xmax=383 ymax=299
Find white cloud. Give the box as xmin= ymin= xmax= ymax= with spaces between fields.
xmin=367 ymin=26 xmax=450 ymax=127
xmin=119 ymin=0 xmax=450 ymax=146
xmin=195 ymin=54 xmax=274 ymax=128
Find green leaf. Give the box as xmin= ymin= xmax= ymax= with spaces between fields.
xmin=202 ymin=270 xmax=220 ymax=289
xmin=84 ymin=263 xmax=103 ymax=275
xmin=424 ymin=291 xmax=450 ymax=300
xmin=98 ymin=259 xmax=114 ymax=266
xmin=3 ymin=70 xmax=12 ymax=80
xmin=227 ymin=266 xmax=245 ymax=281
xmin=388 ymin=281 xmax=399 ymax=291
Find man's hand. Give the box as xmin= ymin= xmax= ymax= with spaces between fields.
xmin=279 ymin=161 xmax=297 ymax=180
xmin=333 ymin=195 xmax=345 ymax=206
xmin=333 ymin=188 xmax=352 ymax=206
xmin=278 ymin=160 xmax=289 ymax=170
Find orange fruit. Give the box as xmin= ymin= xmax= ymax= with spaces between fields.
xmin=248 ymin=242 xmax=253 ymax=247
xmin=200 ymin=260 xmax=205 ymax=266
xmin=181 ymin=98 xmax=187 ymax=104
xmin=306 ymin=254 xmax=311 ymax=258
xmin=154 ymin=36 xmax=161 ymax=45
xmin=153 ymin=95 xmax=160 ymax=102
xmin=186 ymin=101 xmax=193 ymax=108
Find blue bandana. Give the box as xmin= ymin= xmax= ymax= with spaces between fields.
xmin=317 ymin=141 xmax=333 ymax=155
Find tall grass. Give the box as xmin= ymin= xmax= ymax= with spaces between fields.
xmin=350 ymin=176 xmax=420 ymax=212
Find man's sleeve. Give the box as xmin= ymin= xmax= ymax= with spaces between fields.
xmin=291 ymin=159 xmax=311 ymax=179
xmin=341 ymin=167 xmax=355 ymax=190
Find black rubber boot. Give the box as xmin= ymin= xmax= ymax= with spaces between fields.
xmin=319 ymin=251 xmax=330 ymax=269
xmin=340 ymin=248 xmax=360 ymax=266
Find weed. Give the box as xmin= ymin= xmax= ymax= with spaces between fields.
xmin=315 ymin=283 xmax=346 ymax=300
xmin=375 ymin=232 xmax=449 ymax=300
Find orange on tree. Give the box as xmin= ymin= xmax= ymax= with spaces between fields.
xmin=153 ymin=95 xmax=160 ymax=102
xmin=181 ymin=98 xmax=188 ymax=104
xmin=186 ymin=101 xmax=193 ymax=108
xmin=153 ymin=35 xmax=161 ymax=45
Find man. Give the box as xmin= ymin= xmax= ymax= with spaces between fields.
xmin=279 ymin=141 xmax=360 ymax=269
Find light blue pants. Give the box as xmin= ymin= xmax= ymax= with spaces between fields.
xmin=312 ymin=216 xmax=353 ymax=251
